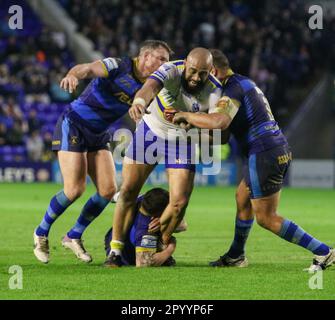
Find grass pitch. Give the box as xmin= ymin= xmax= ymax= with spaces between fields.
xmin=0 ymin=183 xmax=334 ymax=300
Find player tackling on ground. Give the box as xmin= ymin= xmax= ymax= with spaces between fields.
xmin=104 ymin=48 xmax=223 ymax=267
xmin=33 ymin=40 xmax=172 ymax=264
xmin=173 ymin=49 xmax=335 ymax=272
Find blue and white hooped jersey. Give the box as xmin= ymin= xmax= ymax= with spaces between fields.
xmin=143 ymin=60 xmax=223 ymax=140
xmin=69 ymin=56 xmax=145 ymax=132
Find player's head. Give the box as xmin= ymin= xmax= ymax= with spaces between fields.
xmin=209 ymin=49 xmax=230 ymax=82
xmin=138 ymin=40 xmax=173 ymax=76
xmin=141 ymin=188 xmax=169 ymax=218
xmin=182 ymin=47 xmax=213 ymax=94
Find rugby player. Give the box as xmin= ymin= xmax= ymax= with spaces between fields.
xmin=173 ymin=49 xmax=335 ymax=272
xmin=33 ymin=40 xmax=172 ymax=264
xmin=105 ymin=188 xmax=187 ymax=267
xmin=104 ymin=48 xmax=223 ymax=267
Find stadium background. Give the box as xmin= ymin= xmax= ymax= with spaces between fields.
xmin=1 ymin=0 xmax=335 ymax=300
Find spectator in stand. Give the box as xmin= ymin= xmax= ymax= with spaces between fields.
xmin=27 ymin=109 xmax=41 ymax=134
xmin=0 ymin=123 xmax=7 ymax=145
xmin=26 ymin=130 xmax=44 ymax=161
xmin=41 ymin=131 xmax=55 ymax=162
xmin=6 ymin=121 xmax=24 ymax=146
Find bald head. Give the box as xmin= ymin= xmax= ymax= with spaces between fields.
xmin=186 ymin=47 xmax=213 ymax=70
xmin=182 ymin=48 xmax=213 ymax=94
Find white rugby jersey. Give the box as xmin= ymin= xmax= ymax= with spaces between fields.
xmin=142 ymin=60 xmax=223 ymax=140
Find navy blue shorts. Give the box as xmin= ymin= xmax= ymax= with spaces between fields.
xmin=125 ymin=120 xmax=196 ymax=172
xmin=52 ymin=110 xmax=111 ymax=153
xmin=244 ymin=144 xmax=292 ymax=199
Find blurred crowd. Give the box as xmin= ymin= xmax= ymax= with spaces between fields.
xmin=1 ymin=0 xmax=335 ymax=162
xmin=60 ymin=0 xmax=335 ymax=120
xmin=0 ymin=0 xmax=73 ymax=162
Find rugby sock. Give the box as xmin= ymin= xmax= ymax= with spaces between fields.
xmin=67 ymin=193 xmax=110 ymax=239
xmin=227 ymin=218 xmax=254 ymax=259
xmin=110 ymin=240 xmax=124 ymax=256
xmin=279 ymin=219 xmax=330 ymax=256
xmin=35 ymin=190 xmax=73 ymax=237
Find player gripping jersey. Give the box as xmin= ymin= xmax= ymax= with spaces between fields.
xmin=174 ymin=49 xmax=335 ymax=272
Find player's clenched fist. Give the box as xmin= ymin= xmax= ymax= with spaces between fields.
xmin=129 ymin=97 xmax=150 ymax=122
xmin=60 ymin=74 xmax=79 ymax=93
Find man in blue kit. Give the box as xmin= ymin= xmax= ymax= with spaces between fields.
xmin=173 ymin=49 xmax=335 ymax=272
xmin=33 ymin=40 xmax=172 ymax=264
xmin=105 ymin=188 xmax=187 ymax=267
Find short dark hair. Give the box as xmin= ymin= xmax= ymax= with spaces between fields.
xmin=139 ymin=40 xmax=174 ymax=56
xmin=209 ymin=49 xmax=230 ymax=69
xmin=141 ymin=188 xmax=169 ymax=217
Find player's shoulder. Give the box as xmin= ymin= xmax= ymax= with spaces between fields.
xmin=225 ymin=73 xmax=256 ymax=93
xmin=207 ymin=74 xmax=223 ymax=91
xmin=100 ymin=56 xmax=130 ymax=77
xmin=160 ymin=60 xmax=184 ymax=73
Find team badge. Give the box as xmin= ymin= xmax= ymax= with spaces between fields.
xmin=70 ymin=136 xmax=79 ymax=145
xmin=192 ymin=102 xmax=200 ymax=112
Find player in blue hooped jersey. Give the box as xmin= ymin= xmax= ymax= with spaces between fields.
xmin=173 ymin=49 xmax=334 ymax=272
xmin=33 ymin=40 xmax=172 ymax=264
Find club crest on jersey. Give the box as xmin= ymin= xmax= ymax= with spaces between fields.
xmin=70 ymin=136 xmax=79 ymax=145
xmin=192 ymin=102 xmax=200 ymax=112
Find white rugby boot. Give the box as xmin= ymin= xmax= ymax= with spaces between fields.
xmin=61 ymin=235 xmax=92 ymax=263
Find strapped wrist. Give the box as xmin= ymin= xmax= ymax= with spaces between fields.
xmin=133 ymin=97 xmax=146 ymax=108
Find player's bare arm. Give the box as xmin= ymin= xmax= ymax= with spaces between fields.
xmin=136 ymin=237 xmax=176 ymax=267
xmin=129 ymin=78 xmax=163 ymax=121
xmin=60 ymin=60 xmax=108 ymax=93
xmin=173 ymin=96 xmax=240 ymax=130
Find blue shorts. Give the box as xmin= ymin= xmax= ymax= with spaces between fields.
xmin=52 ymin=110 xmax=111 ymax=153
xmin=125 ymin=120 xmax=196 ymax=171
xmin=244 ymin=144 xmax=291 ymax=199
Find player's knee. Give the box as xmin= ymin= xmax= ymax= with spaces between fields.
xmin=170 ymin=196 xmax=189 ymax=215
xmin=119 ymin=185 xmax=138 ymax=203
xmin=64 ymin=185 xmax=86 ymax=201
xmin=255 ymin=214 xmax=272 ymax=230
xmin=97 ymin=184 xmax=117 ymax=200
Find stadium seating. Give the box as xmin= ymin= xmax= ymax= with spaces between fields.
xmin=0 ymin=0 xmax=74 ymax=162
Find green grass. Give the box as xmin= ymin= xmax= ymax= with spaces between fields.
xmin=0 ymin=183 xmax=334 ymax=300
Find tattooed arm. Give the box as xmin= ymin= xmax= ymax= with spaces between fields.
xmin=136 ymin=237 xmax=176 ymax=267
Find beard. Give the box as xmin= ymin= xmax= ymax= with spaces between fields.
xmin=181 ymin=70 xmax=206 ymax=95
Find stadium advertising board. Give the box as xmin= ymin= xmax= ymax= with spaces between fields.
xmin=0 ymin=162 xmax=52 ymax=183
xmin=289 ymin=160 xmax=335 ymax=188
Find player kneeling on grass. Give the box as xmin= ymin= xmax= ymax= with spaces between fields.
xmin=105 ymin=188 xmax=187 ymax=267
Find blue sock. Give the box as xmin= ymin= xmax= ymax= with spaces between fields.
xmin=279 ymin=219 xmax=330 ymax=256
xmin=35 ymin=190 xmax=73 ymax=237
xmin=227 ymin=218 xmax=254 ymax=258
xmin=67 ymin=193 xmax=110 ymax=239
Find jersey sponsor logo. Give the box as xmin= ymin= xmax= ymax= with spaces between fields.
xmin=140 ymin=235 xmax=158 ymax=249
xmin=114 ymin=92 xmax=133 ymax=105
xmin=278 ymin=152 xmax=292 ymax=165
xmin=52 ymin=140 xmax=60 ymax=145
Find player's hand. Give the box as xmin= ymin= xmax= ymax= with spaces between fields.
xmin=163 ymin=109 xmax=178 ymax=123
xmin=129 ymin=104 xmax=150 ymax=122
xmin=172 ymin=112 xmax=192 ymax=130
xmin=60 ymin=74 xmax=79 ymax=93
xmin=148 ymin=217 xmax=161 ymax=234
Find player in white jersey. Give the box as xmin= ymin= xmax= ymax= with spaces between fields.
xmin=105 ymin=48 xmax=223 ymax=267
